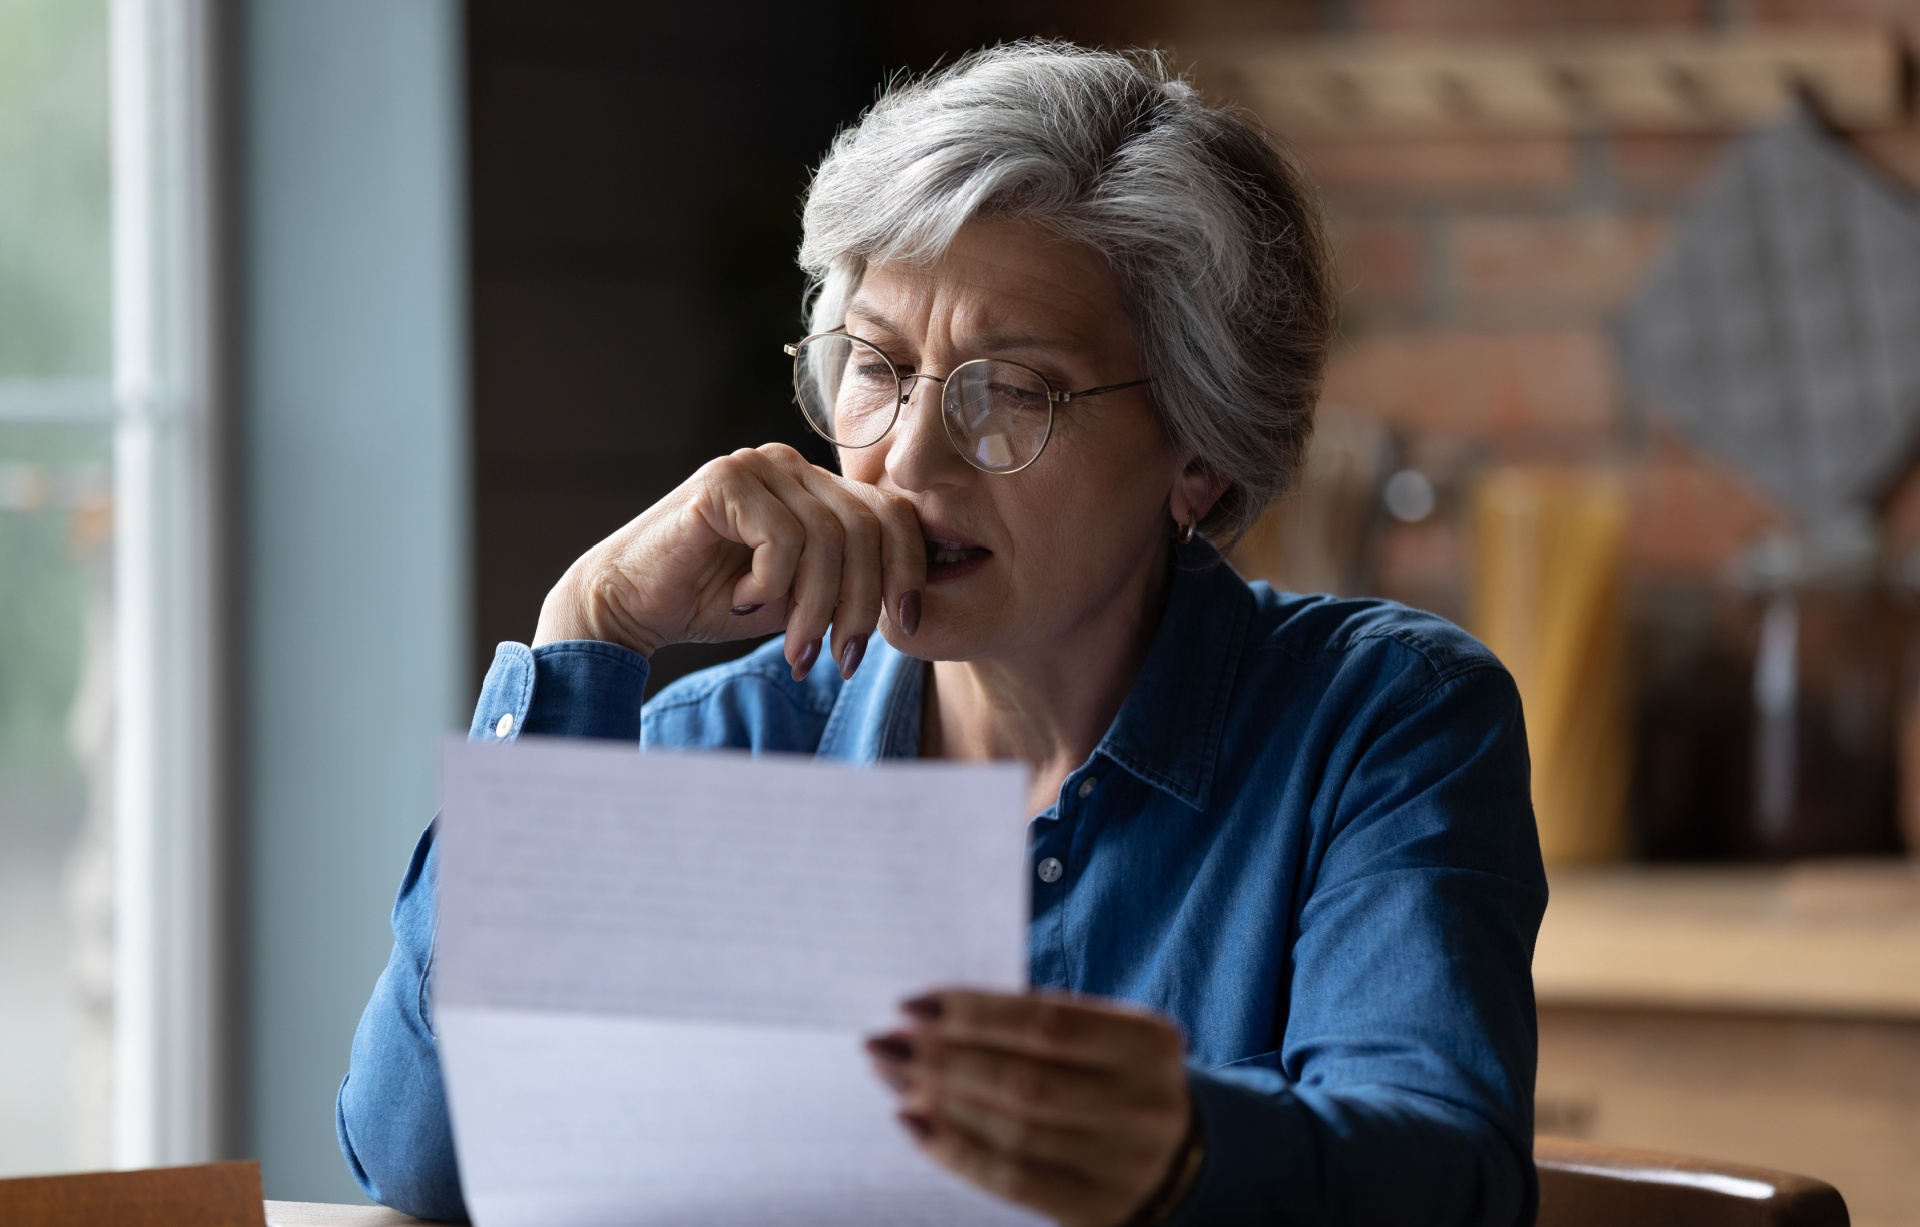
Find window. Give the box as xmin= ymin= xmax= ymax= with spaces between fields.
xmin=0 ymin=0 xmax=222 ymax=1174
xmin=0 ymin=0 xmax=115 ymax=1175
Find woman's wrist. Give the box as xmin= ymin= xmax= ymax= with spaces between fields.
xmin=532 ymin=560 xmax=666 ymax=657
xmin=1125 ymin=1104 xmax=1205 ymax=1227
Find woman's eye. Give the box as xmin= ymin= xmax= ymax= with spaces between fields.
xmin=989 ymin=382 xmax=1047 ymax=406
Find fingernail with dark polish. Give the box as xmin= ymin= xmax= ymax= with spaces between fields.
xmin=898 ymin=590 xmax=922 ymax=636
xmin=902 ymin=994 xmax=944 ymax=1022
xmin=791 ymin=637 xmax=821 ymax=681
xmin=839 ymin=634 xmax=868 ymax=680
xmin=898 ymin=1111 xmax=933 ymax=1141
xmin=865 ymin=1034 xmax=913 ymax=1063
xmin=729 ymin=603 xmax=764 ymax=617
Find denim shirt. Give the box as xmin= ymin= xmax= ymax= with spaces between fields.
xmin=337 ymin=545 xmax=1547 ymax=1225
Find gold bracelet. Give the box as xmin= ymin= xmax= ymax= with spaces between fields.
xmin=1127 ymin=1113 xmax=1207 ymax=1227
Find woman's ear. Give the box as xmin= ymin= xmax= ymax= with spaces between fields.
xmin=1170 ymin=460 xmax=1231 ymax=527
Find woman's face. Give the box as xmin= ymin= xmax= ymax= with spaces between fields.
xmin=840 ymin=217 xmax=1187 ymax=663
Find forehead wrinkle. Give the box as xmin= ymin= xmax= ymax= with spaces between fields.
xmin=843 ymin=219 xmax=1134 ymax=374
xmin=845 ymin=280 xmax=1105 ymax=361
xmin=842 ymin=300 xmax=911 ymax=340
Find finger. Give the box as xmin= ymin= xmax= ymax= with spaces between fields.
xmin=902 ymin=1108 xmax=1132 ymax=1226
xmin=905 ymin=990 xmax=1186 ymax=1073
xmin=694 ymin=455 xmax=806 ymax=615
xmin=930 ymin=1092 xmax=1160 ymax=1187
xmin=866 ymin=1048 xmax=913 ymax=1096
xmin=844 ymin=483 xmax=927 ymax=637
xmin=910 ymin=1039 xmax=1168 ymax=1128
xmin=793 ymin=470 xmax=886 ymax=678
xmin=749 ymin=463 xmax=847 ymax=678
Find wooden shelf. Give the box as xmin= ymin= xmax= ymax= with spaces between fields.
xmin=1535 ymin=860 xmax=1920 ymax=1019
xmin=1194 ymin=31 xmax=1906 ymax=137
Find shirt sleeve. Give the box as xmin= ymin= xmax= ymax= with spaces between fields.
xmin=467 ymin=639 xmax=650 ymax=743
xmin=335 ymin=640 xmax=651 ymax=1220
xmin=1168 ymin=662 xmax=1547 ymax=1227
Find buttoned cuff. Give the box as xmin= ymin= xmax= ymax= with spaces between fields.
xmin=467 ymin=640 xmax=650 ymax=744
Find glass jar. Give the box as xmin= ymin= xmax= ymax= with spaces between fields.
xmin=1729 ymin=532 xmax=1904 ymax=859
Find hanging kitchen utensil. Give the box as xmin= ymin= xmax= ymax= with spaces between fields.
xmin=1616 ymin=100 xmax=1920 ymax=529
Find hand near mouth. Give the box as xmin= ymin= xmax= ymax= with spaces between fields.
xmin=532 ymin=442 xmax=927 ymax=681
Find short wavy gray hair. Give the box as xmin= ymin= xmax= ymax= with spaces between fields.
xmin=798 ymin=41 xmax=1335 ymax=540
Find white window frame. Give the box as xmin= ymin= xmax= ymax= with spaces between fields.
xmin=109 ymin=0 xmax=226 ymax=1168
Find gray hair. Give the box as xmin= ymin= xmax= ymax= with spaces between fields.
xmin=798 ymin=41 xmax=1335 ymax=540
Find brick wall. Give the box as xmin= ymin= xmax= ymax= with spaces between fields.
xmin=1303 ymin=121 xmax=1794 ymax=601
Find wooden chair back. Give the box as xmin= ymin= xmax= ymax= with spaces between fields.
xmin=0 ymin=1162 xmax=265 ymax=1227
xmin=1537 ymin=1137 xmax=1849 ymax=1227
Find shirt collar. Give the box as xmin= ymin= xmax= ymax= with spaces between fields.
xmin=1092 ymin=541 xmax=1253 ymax=811
xmin=814 ymin=539 xmax=1253 ymax=810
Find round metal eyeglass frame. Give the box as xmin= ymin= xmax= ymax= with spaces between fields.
xmin=784 ymin=330 xmax=1152 ymax=475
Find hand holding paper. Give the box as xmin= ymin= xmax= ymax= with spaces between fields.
xmin=868 ymin=988 xmax=1195 ymax=1227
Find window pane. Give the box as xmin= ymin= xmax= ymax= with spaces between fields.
xmin=0 ymin=421 xmax=113 ymax=1175
xmin=0 ymin=0 xmax=111 ymax=378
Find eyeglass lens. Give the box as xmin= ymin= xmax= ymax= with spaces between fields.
xmin=791 ymin=334 xmax=1054 ymax=474
xmin=793 ymin=334 xmax=898 ymax=448
xmin=942 ymin=360 xmax=1051 ymax=472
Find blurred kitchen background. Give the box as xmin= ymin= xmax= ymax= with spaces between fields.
xmin=2 ymin=0 xmax=1918 ymax=1222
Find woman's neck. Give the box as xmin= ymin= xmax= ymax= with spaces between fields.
xmin=921 ymin=542 xmax=1174 ymax=816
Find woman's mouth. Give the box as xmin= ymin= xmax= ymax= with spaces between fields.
xmin=925 ymin=536 xmax=991 ymax=581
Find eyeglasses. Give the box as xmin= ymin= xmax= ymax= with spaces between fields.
xmin=784 ymin=331 xmax=1151 ymax=475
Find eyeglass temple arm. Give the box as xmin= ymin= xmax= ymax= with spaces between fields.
xmin=1054 ymin=377 xmax=1152 ymax=404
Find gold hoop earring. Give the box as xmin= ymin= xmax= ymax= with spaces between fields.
xmin=1175 ymin=516 xmax=1197 ymax=545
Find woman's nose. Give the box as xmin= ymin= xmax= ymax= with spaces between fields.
xmin=885 ymin=375 xmax=963 ymax=491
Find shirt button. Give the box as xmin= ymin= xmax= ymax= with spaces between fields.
xmin=494 ymin=713 xmax=514 ymax=739
xmin=1037 ymin=856 xmax=1064 ymax=884
xmin=1077 ymin=778 xmax=1097 ymax=800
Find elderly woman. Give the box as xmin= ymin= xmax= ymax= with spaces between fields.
xmin=339 ymin=42 xmax=1545 ymax=1227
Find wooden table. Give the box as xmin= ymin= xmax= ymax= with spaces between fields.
xmin=266 ymin=1201 xmax=429 ymax=1225
xmin=1533 ymin=859 xmax=1920 ymax=1227
xmin=1536 ymin=859 xmax=1920 ymax=1017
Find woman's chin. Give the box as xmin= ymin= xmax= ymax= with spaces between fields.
xmin=881 ymin=598 xmax=1001 ymax=664
xmin=880 ymin=556 xmax=1002 ymax=658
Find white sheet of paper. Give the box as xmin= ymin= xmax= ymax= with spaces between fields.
xmin=434 ymin=736 xmax=1046 ymax=1227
